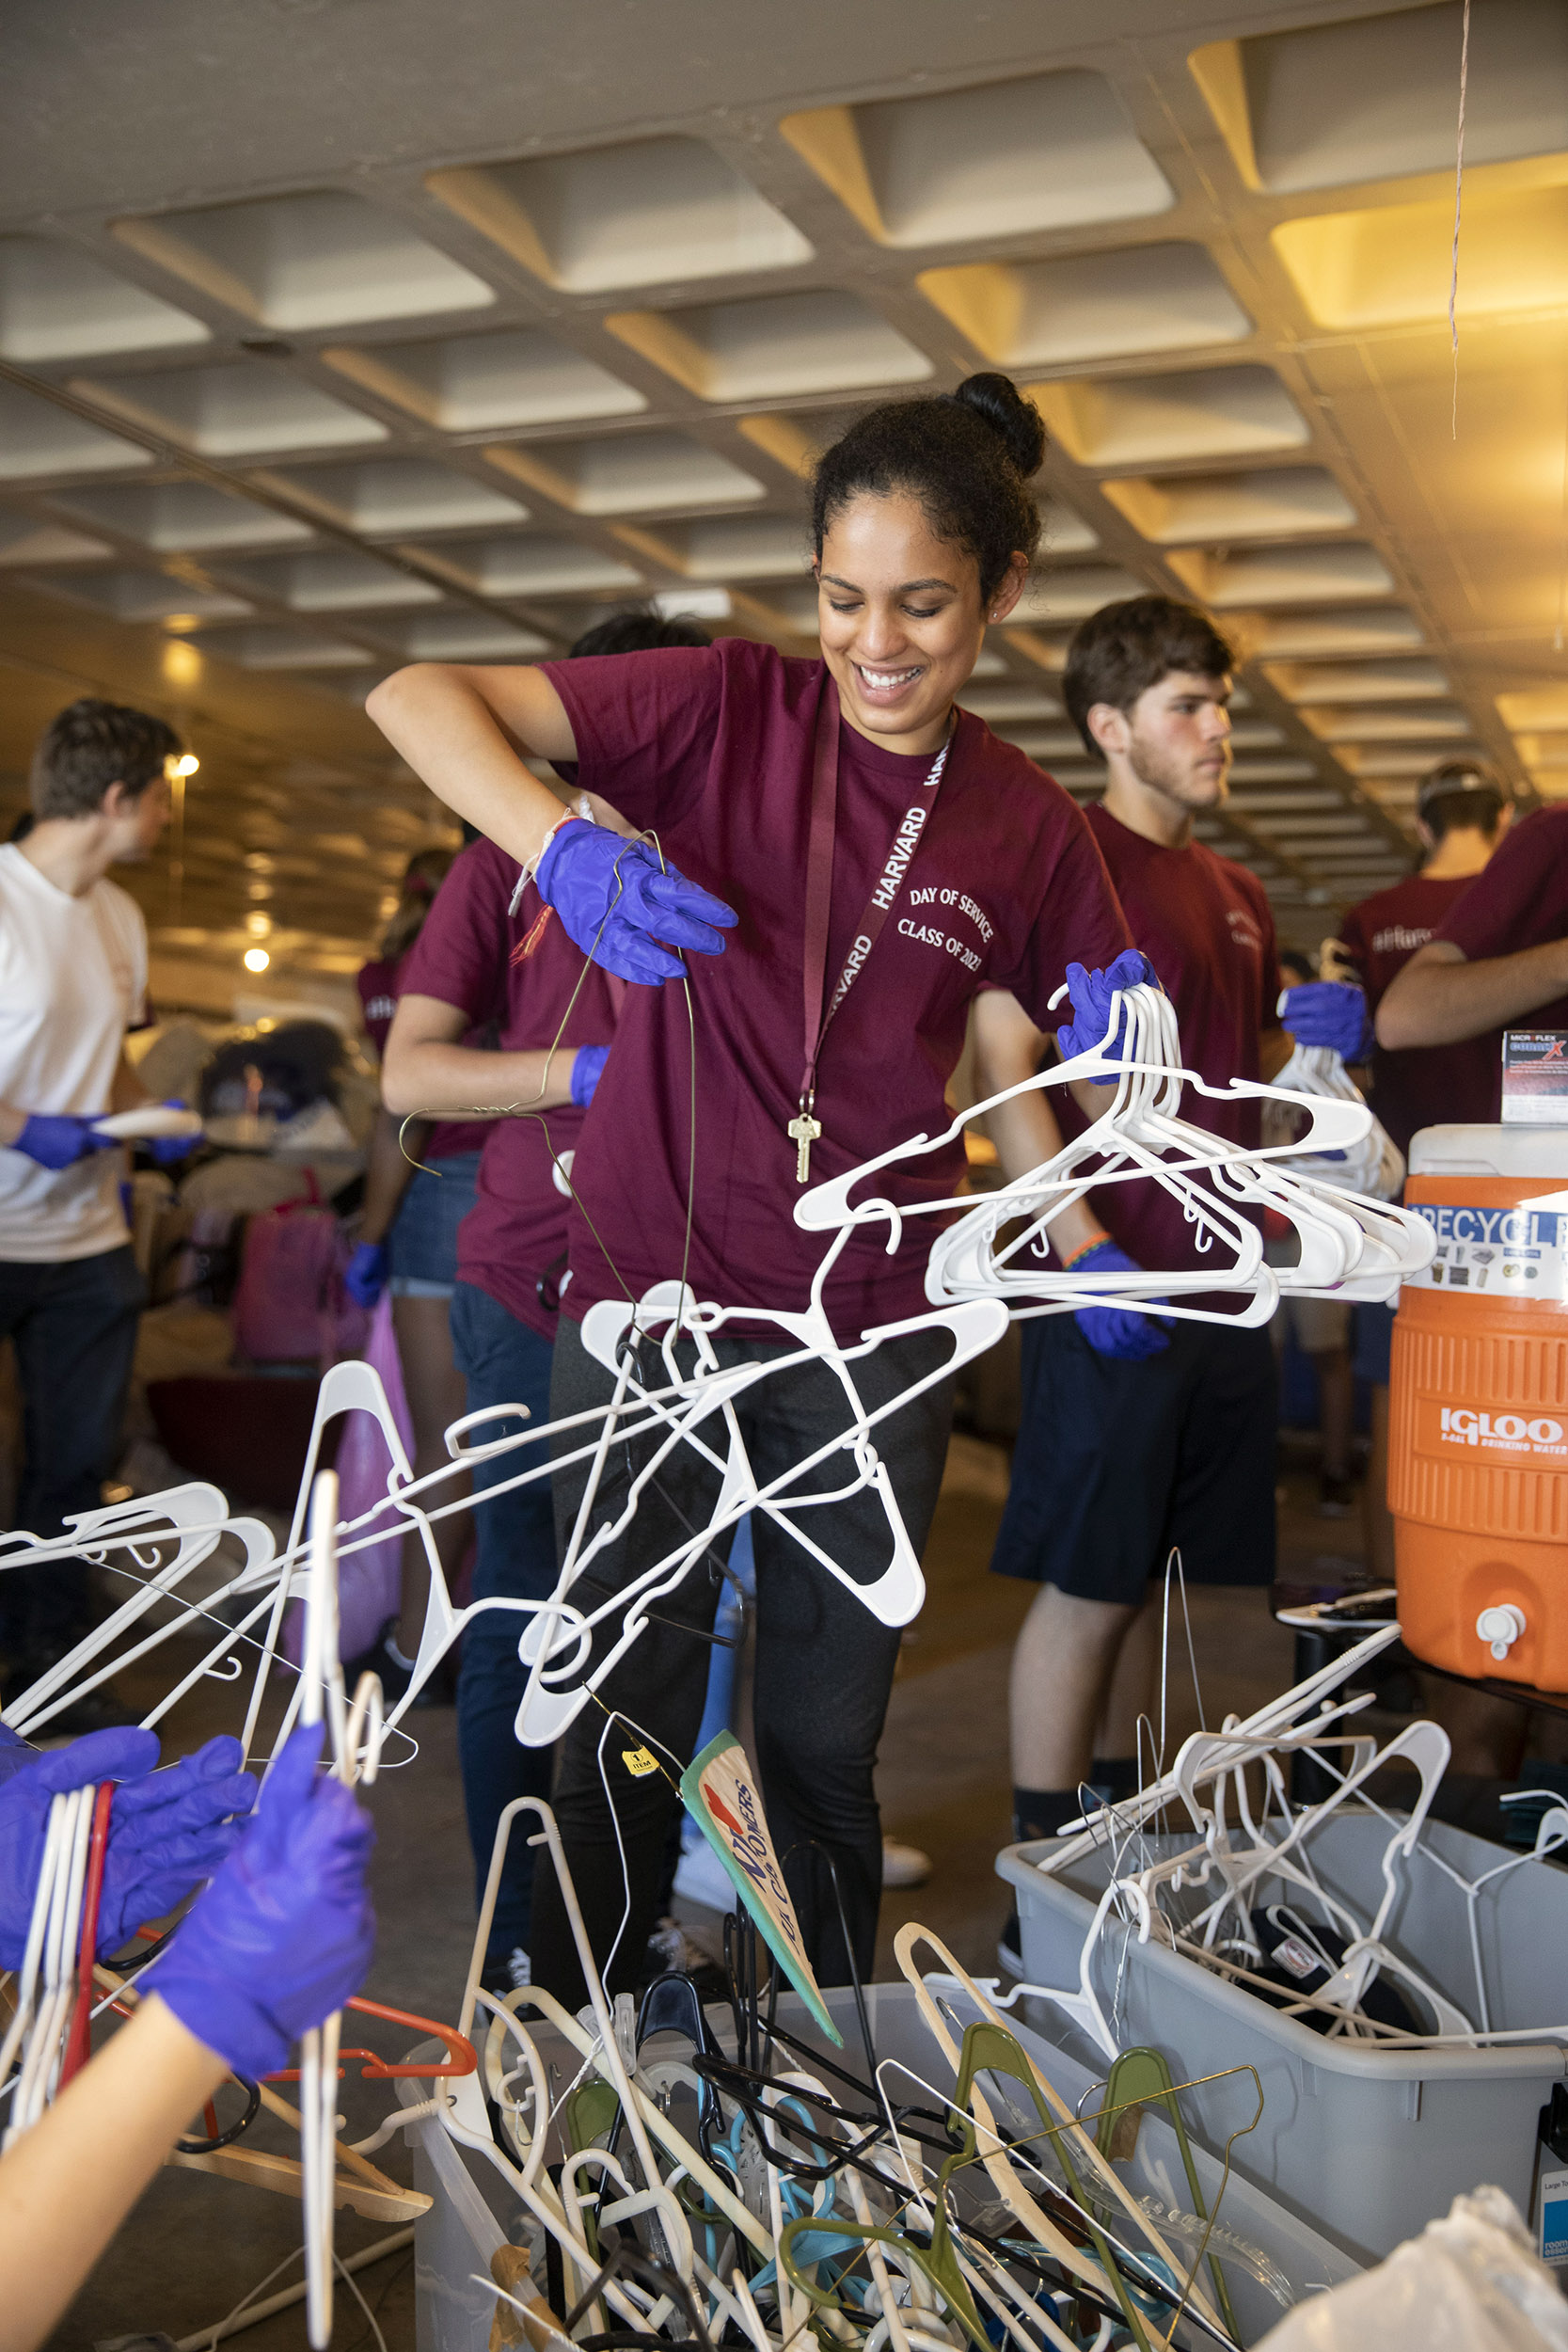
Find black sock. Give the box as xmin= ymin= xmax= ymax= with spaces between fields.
xmin=1090 ymin=1756 xmax=1142 ymax=1804
xmin=1012 ymin=1786 xmax=1089 ymax=1846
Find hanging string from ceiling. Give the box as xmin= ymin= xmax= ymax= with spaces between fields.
xmin=1449 ymin=0 xmax=1470 ymax=437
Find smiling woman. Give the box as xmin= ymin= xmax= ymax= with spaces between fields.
xmin=364 ymin=370 xmax=1132 ymax=2010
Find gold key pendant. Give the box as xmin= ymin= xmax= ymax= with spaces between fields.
xmin=787 ymin=1106 xmax=822 ymax=1184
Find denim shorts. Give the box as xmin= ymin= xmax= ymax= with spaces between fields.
xmin=388 ymin=1150 xmax=483 ymax=1297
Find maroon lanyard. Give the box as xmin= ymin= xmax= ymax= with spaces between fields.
xmin=788 ymin=675 xmax=955 ymax=1181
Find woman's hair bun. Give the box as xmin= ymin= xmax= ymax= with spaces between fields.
xmin=953 ymin=373 xmax=1046 ymax=478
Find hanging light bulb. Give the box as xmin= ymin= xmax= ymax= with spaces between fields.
xmin=243 ymin=946 xmax=271 ymax=973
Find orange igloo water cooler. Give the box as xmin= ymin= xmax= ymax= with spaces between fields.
xmin=1392 ymin=1125 xmax=1568 ymax=1691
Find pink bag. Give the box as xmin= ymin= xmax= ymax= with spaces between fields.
xmin=233 ymin=1179 xmax=368 ymax=1368
xmin=282 ymin=1293 xmax=414 ymax=1666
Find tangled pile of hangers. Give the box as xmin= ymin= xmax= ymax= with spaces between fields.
xmin=0 ymin=1469 xmax=1310 ymax=2352
xmin=0 ymin=977 xmax=1436 ymax=2344
xmin=1018 ymin=1623 xmax=1568 ymax=2061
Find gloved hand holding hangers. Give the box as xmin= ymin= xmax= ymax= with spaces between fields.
xmin=148 ymin=1723 xmax=374 ymax=2078
xmin=1279 ymin=980 xmax=1373 ymax=1062
xmin=1054 ymin=950 xmax=1160 ymax=1081
xmin=12 ymin=1116 xmax=123 ymax=1171
xmin=1064 ymin=1237 xmax=1171 ymax=1362
xmin=0 ymin=1725 xmax=257 ymax=1968
xmin=535 ymin=818 xmax=737 ymax=987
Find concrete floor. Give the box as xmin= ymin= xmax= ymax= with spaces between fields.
xmin=46 ymin=1427 xmax=1356 ymax=2352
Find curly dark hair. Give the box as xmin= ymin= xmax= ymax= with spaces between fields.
xmin=1063 ymin=597 xmax=1237 ymax=757
xmin=30 ymin=697 xmax=182 ymax=821
xmin=810 ymin=372 xmax=1045 ymax=604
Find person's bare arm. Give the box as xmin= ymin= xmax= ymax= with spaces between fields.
xmin=969 ymin=992 xmax=1104 ymax=1258
xmin=1377 ymin=934 xmax=1568 ymax=1049
xmin=381 ymin=993 xmax=578 ymax=1120
xmin=365 ymin=666 xmax=581 ymax=861
xmin=0 ymin=1994 xmax=228 ymax=2352
xmin=109 ymin=1051 xmax=150 ymax=1113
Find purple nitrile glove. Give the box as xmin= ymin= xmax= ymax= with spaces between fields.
xmin=0 ymin=1723 xmax=29 ymax=1787
xmin=570 ymin=1043 xmax=610 ymax=1108
xmin=13 ymin=1114 xmax=122 ymax=1171
xmin=536 ymin=818 xmax=737 ymax=987
xmin=344 ymin=1240 xmax=389 ymax=1310
xmin=1054 ymin=950 xmax=1159 ymax=1082
xmin=148 ymin=1100 xmax=201 ymax=1166
xmin=148 ymin=1723 xmax=374 ymax=2079
xmin=1069 ymin=1239 xmax=1171 ymax=1362
xmin=0 ymin=1725 xmax=160 ymax=1969
xmin=1279 ymin=980 xmax=1373 ymax=1061
xmin=97 ymin=1734 xmax=258 ymax=1956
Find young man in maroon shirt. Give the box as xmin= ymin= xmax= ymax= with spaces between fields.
xmin=974 ymin=597 xmax=1369 ymax=1970
xmin=1377 ymin=796 xmax=1568 ymax=1055
xmin=1340 ymin=761 xmax=1513 ymax=1160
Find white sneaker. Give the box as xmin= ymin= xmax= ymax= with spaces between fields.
xmin=673 ymin=1836 xmax=736 ymax=1913
xmin=881 ymin=1837 xmax=931 ymax=1889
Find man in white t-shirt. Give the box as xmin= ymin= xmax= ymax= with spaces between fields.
xmin=0 ymin=698 xmax=185 ymax=1697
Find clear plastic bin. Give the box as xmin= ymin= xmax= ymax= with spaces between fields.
xmin=397 ymin=1979 xmax=1357 ymax=2352
xmin=1000 ymin=1805 xmax=1568 ymax=2265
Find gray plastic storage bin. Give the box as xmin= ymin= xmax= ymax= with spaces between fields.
xmin=397 ymin=1981 xmax=1357 ymax=2352
xmin=999 ymin=1806 xmax=1568 ymax=2266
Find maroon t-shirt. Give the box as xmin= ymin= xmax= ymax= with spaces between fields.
xmin=1434 ymin=805 xmax=1568 ymax=1079
xmin=1055 ymin=805 xmax=1282 ymax=1279
xmin=1340 ymin=874 xmax=1501 ymax=1155
xmin=398 ymin=839 xmax=621 ymax=1337
xmin=543 ymin=638 xmax=1131 ymax=1339
xmin=356 ymin=952 xmax=492 ymax=1163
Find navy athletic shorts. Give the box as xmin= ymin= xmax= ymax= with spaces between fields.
xmin=990 ymin=1313 xmax=1278 ymax=1607
xmin=1353 ymin=1300 xmax=1396 ymax=1388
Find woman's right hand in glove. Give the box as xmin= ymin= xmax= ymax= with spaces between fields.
xmin=535 ymin=818 xmax=737 ymax=986
xmin=147 ymin=1724 xmax=374 ymax=2080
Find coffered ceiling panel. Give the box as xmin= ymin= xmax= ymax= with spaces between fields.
xmin=1 ymin=0 xmax=1561 ymax=974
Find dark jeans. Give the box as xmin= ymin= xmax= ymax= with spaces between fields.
xmin=0 ymin=1245 xmax=146 ymax=1663
xmin=449 ymin=1279 xmax=559 ymax=1963
xmin=531 ymin=1316 xmax=957 ymax=2010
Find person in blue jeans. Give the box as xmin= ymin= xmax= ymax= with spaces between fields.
xmin=0 ymin=700 xmax=199 ymax=1712
xmin=380 ymin=610 xmax=708 ymax=1992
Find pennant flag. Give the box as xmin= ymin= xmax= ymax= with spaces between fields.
xmin=679 ymin=1731 xmax=842 ymax=2045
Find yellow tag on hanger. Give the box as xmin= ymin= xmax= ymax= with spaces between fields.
xmin=622 ymin=1746 xmax=659 ymax=1778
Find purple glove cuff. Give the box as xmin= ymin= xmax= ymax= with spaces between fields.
xmin=570 ymin=1044 xmax=610 ymax=1108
